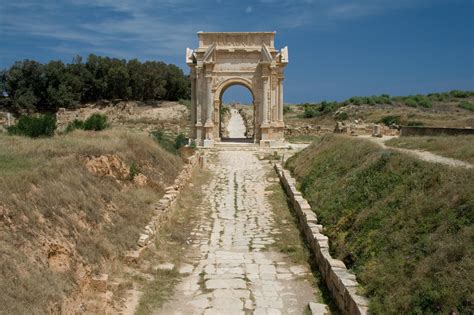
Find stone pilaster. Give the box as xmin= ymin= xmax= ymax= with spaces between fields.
xmin=278 ymin=78 xmax=284 ymax=122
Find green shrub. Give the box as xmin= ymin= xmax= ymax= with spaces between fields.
xmin=128 ymin=162 xmax=140 ymax=179
xmin=449 ymin=90 xmax=469 ymax=98
xmin=150 ymin=130 xmax=177 ymax=154
xmin=303 ymin=106 xmax=320 ymax=118
xmin=459 ymin=101 xmax=474 ymax=111
xmin=174 ymin=133 xmax=187 ymax=149
xmin=83 ymin=113 xmax=108 ymax=131
xmin=418 ymin=98 xmax=432 ymax=108
xmin=335 ymin=112 xmax=349 ymax=121
xmin=405 ymin=98 xmax=418 ymax=107
xmin=7 ymin=114 xmax=57 ymax=138
xmin=283 ymin=105 xmax=292 ymax=114
xmin=65 ymin=119 xmax=85 ymax=132
xmin=380 ymin=115 xmax=401 ymax=126
xmin=350 ymin=97 xmax=363 ymax=106
xmin=178 ymin=99 xmax=192 ymax=108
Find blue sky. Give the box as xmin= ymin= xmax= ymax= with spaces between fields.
xmin=1 ymin=0 xmax=473 ymax=103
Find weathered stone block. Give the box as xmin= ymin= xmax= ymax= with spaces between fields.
xmin=309 ymin=302 xmax=330 ymax=315
xmin=125 ymin=250 xmax=140 ymax=264
xmin=91 ymin=273 xmax=108 ymax=293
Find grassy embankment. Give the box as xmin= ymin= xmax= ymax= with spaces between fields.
xmin=286 ymin=134 xmax=473 ymax=314
xmin=0 ymin=128 xmax=183 ymax=314
xmin=386 ymin=136 xmax=474 ymax=164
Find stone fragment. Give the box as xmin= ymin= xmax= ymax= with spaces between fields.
xmin=178 ymin=263 xmax=194 ymax=274
xmin=154 ymin=263 xmax=175 ymax=271
xmin=91 ymin=273 xmax=108 ymax=293
xmin=309 ymin=302 xmax=330 ymax=315
xmin=205 ymin=279 xmax=247 ymax=290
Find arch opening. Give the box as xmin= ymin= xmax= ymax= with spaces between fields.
xmin=218 ymin=82 xmax=255 ymax=142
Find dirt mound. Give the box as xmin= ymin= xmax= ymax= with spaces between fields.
xmin=56 ymin=101 xmax=190 ymax=134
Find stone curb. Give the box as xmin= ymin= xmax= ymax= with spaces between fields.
xmin=125 ymin=152 xmax=204 ymax=263
xmin=274 ymin=163 xmax=369 ymax=315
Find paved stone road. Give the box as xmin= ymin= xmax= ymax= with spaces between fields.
xmin=227 ymin=109 xmax=247 ymax=138
xmin=158 ymin=150 xmax=318 ymax=315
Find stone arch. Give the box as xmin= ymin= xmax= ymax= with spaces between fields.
xmin=186 ymin=32 xmax=288 ymax=147
xmin=214 ymin=77 xmax=254 ymax=103
xmin=213 ymin=78 xmax=256 ymax=141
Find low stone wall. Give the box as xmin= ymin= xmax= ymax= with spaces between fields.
xmin=274 ymin=163 xmax=369 ymax=315
xmin=401 ymin=126 xmax=474 ymax=137
xmin=126 ymin=152 xmax=203 ymax=263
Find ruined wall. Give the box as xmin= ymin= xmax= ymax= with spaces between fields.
xmin=275 ymin=163 xmax=369 ymax=315
xmin=401 ymin=126 xmax=474 ymax=136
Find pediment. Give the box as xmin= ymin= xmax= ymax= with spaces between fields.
xmin=203 ymin=43 xmax=217 ymax=63
xmin=260 ymin=44 xmax=273 ymax=64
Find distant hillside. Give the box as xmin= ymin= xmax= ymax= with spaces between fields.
xmin=0 ymin=55 xmax=190 ymax=114
xmin=284 ymin=91 xmax=474 ymax=133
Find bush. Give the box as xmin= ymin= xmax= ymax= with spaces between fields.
xmin=174 ymin=133 xmax=187 ymax=149
xmin=405 ymin=98 xmax=418 ymax=107
xmin=65 ymin=119 xmax=85 ymax=132
xmin=7 ymin=114 xmax=57 ymax=138
xmin=179 ymin=99 xmax=192 ymax=109
xmin=380 ymin=115 xmax=401 ymax=126
xmin=417 ymin=98 xmax=432 ymax=108
xmin=128 ymin=162 xmax=140 ymax=180
xmin=303 ymin=106 xmax=320 ymax=118
xmin=283 ymin=105 xmax=292 ymax=114
xmin=150 ymin=130 xmax=177 ymax=154
xmin=335 ymin=112 xmax=349 ymax=121
xmin=459 ymin=101 xmax=474 ymax=111
xmin=449 ymin=90 xmax=469 ymax=98
xmin=83 ymin=113 xmax=108 ymax=131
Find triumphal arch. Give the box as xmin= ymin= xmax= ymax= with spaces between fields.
xmin=186 ymin=32 xmax=288 ymax=147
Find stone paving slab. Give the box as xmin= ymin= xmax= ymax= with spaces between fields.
xmin=157 ymin=151 xmax=320 ymax=314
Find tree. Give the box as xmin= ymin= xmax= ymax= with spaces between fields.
xmin=107 ymin=60 xmax=130 ymax=99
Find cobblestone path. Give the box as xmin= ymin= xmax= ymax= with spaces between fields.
xmin=158 ymin=151 xmax=318 ymax=314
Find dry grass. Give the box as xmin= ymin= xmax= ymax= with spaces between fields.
xmin=386 ymin=135 xmax=474 ymax=164
xmin=0 ymin=128 xmax=183 ymax=314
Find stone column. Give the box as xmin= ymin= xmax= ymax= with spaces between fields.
xmin=190 ymin=72 xmax=196 ymax=134
xmin=203 ymin=75 xmax=214 ymax=146
xmin=195 ymin=67 xmax=203 ymax=143
xmin=262 ymin=77 xmax=269 ymax=125
xmin=278 ymin=78 xmax=284 ymax=122
xmin=206 ymin=76 xmax=213 ymax=124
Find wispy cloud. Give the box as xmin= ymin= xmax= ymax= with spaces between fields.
xmin=0 ymin=0 xmax=438 ymax=65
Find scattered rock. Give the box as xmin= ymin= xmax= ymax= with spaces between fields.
xmin=85 ymin=155 xmax=130 ymax=179
xmin=309 ymin=302 xmax=330 ymax=315
xmin=154 ymin=263 xmax=175 ymax=271
xmin=91 ymin=274 xmax=108 ymax=293
xmin=178 ymin=263 xmax=194 ymax=274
